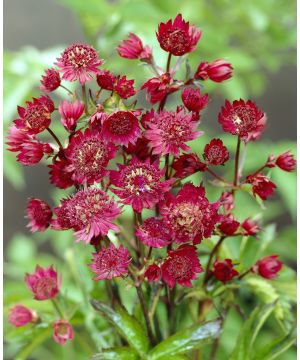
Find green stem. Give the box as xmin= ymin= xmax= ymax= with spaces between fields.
xmin=81 ymin=84 xmax=89 ymax=115
xmin=203 ymin=236 xmax=226 ymax=285
xmin=60 ymin=84 xmax=74 ymax=96
xmin=234 ymin=137 xmax=241 ymax=187
xmin=51 ymin=298 xmax=64 ymax=318
xmin=46 ymin=127 xmax=64 ymax=150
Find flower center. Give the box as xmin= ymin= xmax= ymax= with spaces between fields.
xmin=74 ymin=139 xmax=106 ymax=173
xmin=62 ymin=44 xmax=97 ymax=68
xmin=168 ymin=256 xmax=193 ymax=279
xmin=232 ymin=105 xmax=257 ymax=133
xmin=108 ymin=112 xmax=133 ymax=135
xmin=124 ymin=166 xmax=158 ymax=195
xmin=160 ymin=29 xmax=190 ymax=55
xmin=25 ymin=105 xmax=50 ymax=131
xmin=34 ymin=278 xmax=56 ymax=297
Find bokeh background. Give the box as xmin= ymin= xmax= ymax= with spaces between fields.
xmin=3 ymin=0 xmax=296 ymax=359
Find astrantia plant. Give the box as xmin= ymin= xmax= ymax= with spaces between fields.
xmin=6 ymin=13 xmax=296 ymax=359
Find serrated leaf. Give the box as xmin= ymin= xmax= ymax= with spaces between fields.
xmin=148 ymin=318 xmax=222 ymax=359
xmin=90 ymin=300 xmax=149 ymax=357
xmin=91 ymin=347 xmax=138 ymax=360
xmin=229 ymin=302 xmax=276 ymax=360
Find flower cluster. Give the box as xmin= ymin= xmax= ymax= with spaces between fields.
xmin=7 ymin=13 xmax=295 ymax=350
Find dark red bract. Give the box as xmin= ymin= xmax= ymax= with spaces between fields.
xmin=213 ymin=259 xmax=239 ymax=282
xmin=252 ymin=255 xmax=282 ymax=279
xmin=204 ymin=138 xmax=229 ymax=166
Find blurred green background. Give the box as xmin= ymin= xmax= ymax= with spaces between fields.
xmin=3 ymin=0 xmax=296 ymax=359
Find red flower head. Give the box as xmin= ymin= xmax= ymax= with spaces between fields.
xmin=172 ymin=153 xmax=206 ymax=178
xmin=195 ymin=59 xmax=233 ymax=83
xmin=26 ymin=198 xmax=52 ymax=232
xmin=252 ymin=255 xmax=282 ymax=279
xmin=276 ymin=151 xmax=296 ymax=172
xmin=53 ymin=320 xmax=74 ymax=346
xmin=219 ymin=191 xmax=235 ymax=214
xmin=25 ymin=265 xmax=60 ymax=300
xmin=56 ymin=43 xmax=104 ymax=84
xmin=89 ymin=243 xmax=131 ymax=280
xmin=161 ymin=183 xmax=220 ymax=244
xmin=136 ymin=217 xmax=172 ymax=248
xmin=117 ymin=33 xmax=152 ymax=63
xmin=114 ymin=76 xmax=136 ymax=99
xmin=8 ymin=305 xmax=38 ymax=327
xmin=181 ymin=88 xmax=209 ymax=112
xmin=52 ymin=188 xmax=121 ymax=243
xmin=161 ymin=244 xmax=203 ymax=288
xmin=7 ymin=127 xmax=53 ymax=166
xmin=218 ymin=215 xmax=240 ymax=236
xmin=145 ymin=108 xmax=202 ymax=156
xmin=156 ymin=14 xmax=202 ymax=56
xmin=145 ymin=264 xmax=161 ymax=282
xmin=141 ymin=73 xmax=171 ymax=104
xmin=65 ymin=128 xmax=117 ymax=185
xmin=96 ymin=70 xmax=116 ymax=90
xmin=241 ymin=218 xmax=260 ymax=236
xmin=14 ymin=96 xmax=54 ymax=135
xmin=218 ymin=99 xmax=265 ymax=139
xmin=213 ymin=259 xmax=239 ymax=282
xmin=48 ymin=159 xmax=74 ymax=189
xmin=110 ymin=157 xmax=173 ymax=213
xmin=246 ymin=173 xmax=276 ymax=201
xmin=40 ymin=68 xmax=61 ymax=92
xmin=59 ymin=100 xmax=84 ymax=132
xmin=124 ymin=136 xmax=151 ymax=161
xmin=102 ymin=111 xmax=141 ymax=146
xmin=203 ymin=138 xmax=229 ymax=166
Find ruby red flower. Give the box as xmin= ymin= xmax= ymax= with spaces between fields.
xmin=203 ymin=138 xmax=229 ymax=166
xmin=14 ymin=96 xmax=54 ymax=135
xmin=145 ymin=264 xmax=161 ymax=282
xmin=195 ymin=59 xmax=233 ymax=82
xmin=59 ymin=100 xmax=84 ymax=132
xmin=114 ymin=76 xmax=136 ymax=99
xmin=110 ymin=157 xmax=173 ymax=213
xmin=161 ymin=244 xmax=203 ymax=288
xmin=156 ymin=14 xmax=202 ymax=56
xmin=7 ymin=125 xmax=53 ymax=166
xmin=218 ymin=99 xmax=265 ymax=139
xmin=252 ymin=255 xmax=282 ymax=279
xmin=181 ymin=88 xmax=209 ymax=112
xmin=102 ymin=111 xmax=141 ymax=146
xmin=124 ymin=136 xmax=151 ymax=161
xmin=172 ymin=153 xmax=206 ymax=178
xmin=52 ymin=188 xmax=121 ymax=243
xmin=53 ymin=320 xmax=74 ymax=345
xmin=48 ymin=159 xmax=74 ymax=189
xmin=241 ymin=218 xmax=260 ymax=236
xmin=145 ymin=108 xmax=202 ymax=156
xmin=96 ymin=70 xmax=116 ymax=90
xmin=136 ymin=217 xmax=172 ymax=248
xmin=8 ymin=305 xmax=38 ymax=327
xmin=56 ymin=43 xmax=104 ymax=84
xmin=25 ymin=265 xmax=60 ymax=300
xmin=219 ymin=191 xmax=235 ymax=214
xmin=117 ymin=33 xmax=152 ymax=62
xmin=246 ymin=173 xmax=276 ymax=201
xmin=213 ymin=259 xmax=239 ymax=282
xmin=276 ymin=151 xmax=296 ymax=172
xmin=40 ymin=68 xmax=61 ymax=92
xmin=89 ymin=243 xmax=131 ymax=280
xmin=218 ymin=215 xmax=240 ymax=236
xmin=26 ymin=198 xmax=52 ymax=232
xmin=141 ymin=73 xmax=171 ymax=104
xmin=65 ymin=128 xmax=117 ymax=185
xmin=161 ymin=183 xmax=220 ymax=244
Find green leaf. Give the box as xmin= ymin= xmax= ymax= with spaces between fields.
xmin=15 ymin=327 xmax=51 ymax=360
xmin=252 ymin=327 xmax=296 ymax=360
xmin=90 ymin=300 xmax=149 ymax=357
xmin=148 ymin=318 xmax=222 ymax=359
xmin=229 ymin=302 xmax=276 ymax=360
xmin=91 ymin=347 xmax=138 ymax=360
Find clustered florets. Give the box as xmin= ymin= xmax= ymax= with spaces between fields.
xmin=7 ymin=13 xmax=295 ymax=348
